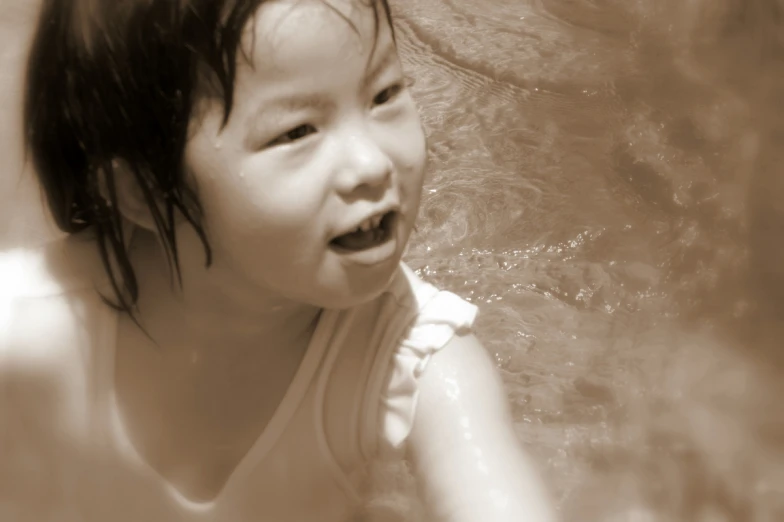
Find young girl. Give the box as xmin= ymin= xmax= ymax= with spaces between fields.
xmin=1 ymin=0 xmax=554 ymax=520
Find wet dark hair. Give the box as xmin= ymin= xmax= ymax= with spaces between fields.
xmin=24 ymin=0 xmax=395 ymax=317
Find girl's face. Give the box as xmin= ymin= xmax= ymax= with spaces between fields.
xmin=183 ymin=0 xmax=427 ymax=309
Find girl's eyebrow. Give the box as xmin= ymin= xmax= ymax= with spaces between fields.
xmin=361 ymin=43 xmax=399 ymax=91
xmin=245 ymin=94 xmax=336 ymax=136
xmin=257 ymin=94 xmax=336 ymax=119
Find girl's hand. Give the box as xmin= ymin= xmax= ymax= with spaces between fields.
xmin=407 ymin=333 xmax=556 ymax=522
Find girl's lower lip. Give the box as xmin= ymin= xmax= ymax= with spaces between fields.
xmin=330 ymin=233 xmax=398 ymax=266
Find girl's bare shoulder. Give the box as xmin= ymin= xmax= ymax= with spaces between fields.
xmin=1 ymin=233 xmax=112 ymax=433
xmin=1 ymin=231 xmax=106 ymax=300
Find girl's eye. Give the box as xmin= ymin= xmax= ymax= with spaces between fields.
xmin=373 ymin=83 xmax=404 ymax=106
xmin=268 ymin=124 xmax=317 ymax=147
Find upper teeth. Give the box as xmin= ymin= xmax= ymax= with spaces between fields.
xmin=357 ymin=214 xmax=384 ymax=232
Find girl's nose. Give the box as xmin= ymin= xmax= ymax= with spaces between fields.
xmin=334 ymin=131 xmax=393 ymax=195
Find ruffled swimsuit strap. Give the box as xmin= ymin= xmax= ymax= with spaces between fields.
xmin=360 ymin=265 xmax=479 ymax=457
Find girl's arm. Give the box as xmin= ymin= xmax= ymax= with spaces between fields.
xmin=407 ymin=332 xmax=556 ymax=522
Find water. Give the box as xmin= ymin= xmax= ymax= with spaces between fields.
xmin=2 ymin=0 xmax=784 ymax=520
xmin=387 ymin=0 xmax=784 ymax=520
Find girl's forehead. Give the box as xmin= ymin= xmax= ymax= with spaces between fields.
xmin=241 ymin=0 xmax=386 ymax=70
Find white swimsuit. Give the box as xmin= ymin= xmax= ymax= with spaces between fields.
xmin=0 ymin=233 xmax=477 ymax=521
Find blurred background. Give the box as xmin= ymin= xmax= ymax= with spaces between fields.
xmin=3 ymin=1 xmax=783 ymax=520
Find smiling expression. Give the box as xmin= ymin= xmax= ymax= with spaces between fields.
xmin=182 ymin=0 xmax=427 ymax=309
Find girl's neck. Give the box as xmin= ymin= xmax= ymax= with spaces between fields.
xmin=126 ymin=226 xmax=321 ymax=352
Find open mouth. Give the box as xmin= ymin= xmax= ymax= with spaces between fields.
xmin=330 ymin=211 xmax=396 ymax=252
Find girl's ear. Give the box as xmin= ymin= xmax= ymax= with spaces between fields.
xmin=97 ymin=159 xmax=161 ymax=232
